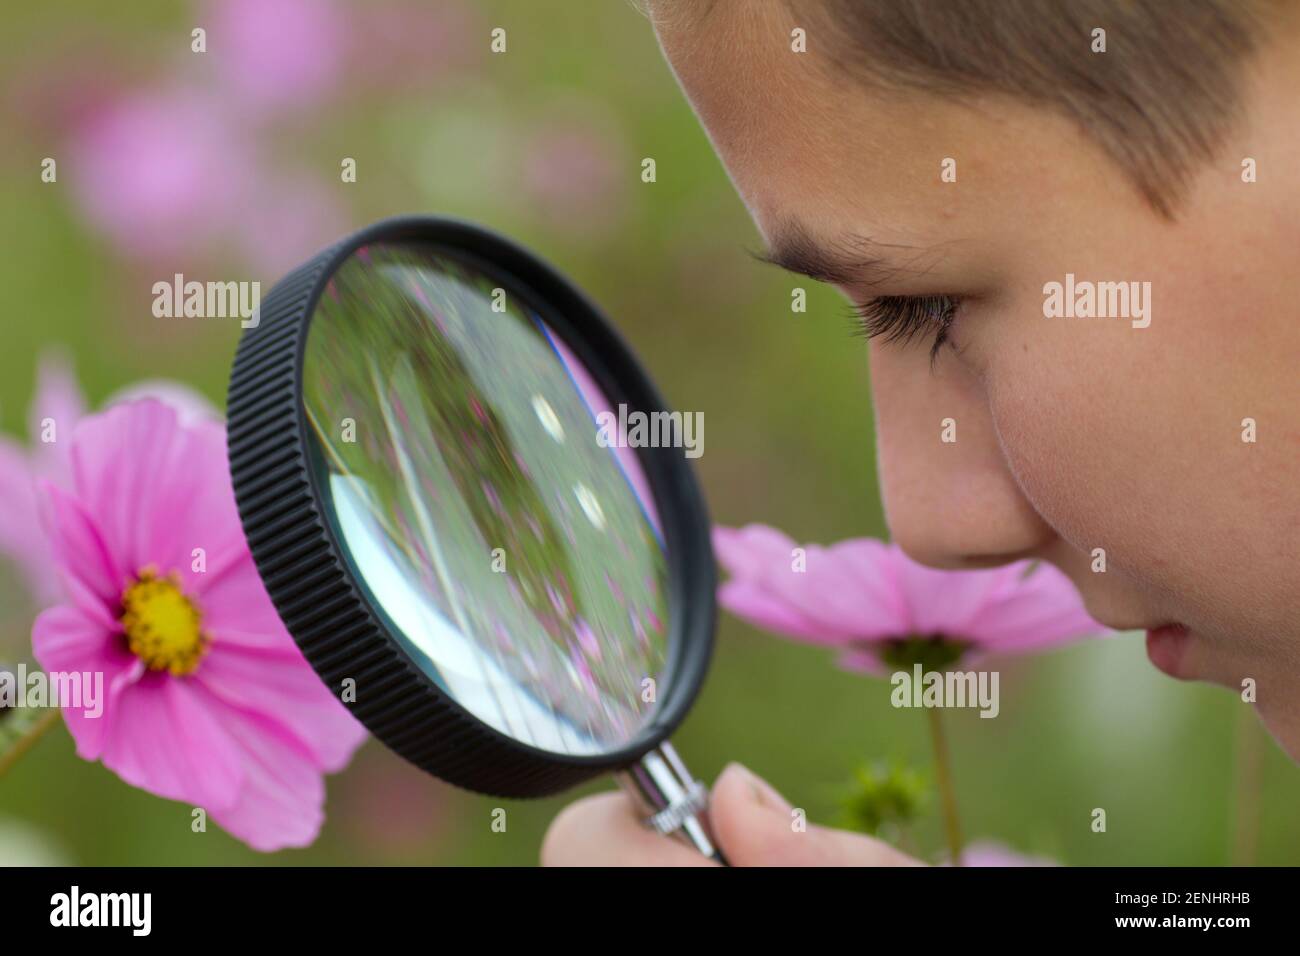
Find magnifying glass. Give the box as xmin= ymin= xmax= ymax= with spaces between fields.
xmin=226 ymin=215 xmax=723 ymax=862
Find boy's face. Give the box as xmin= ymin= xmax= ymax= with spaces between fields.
xmin=654 ymin=4 xmax=1300 ymax=753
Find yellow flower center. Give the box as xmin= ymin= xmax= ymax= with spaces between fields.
xmin=120 ymin=570 xmax=208 ymax=676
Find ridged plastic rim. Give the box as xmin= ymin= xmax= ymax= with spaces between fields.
xmin=226 ymin=215 xmax=716 ymax=798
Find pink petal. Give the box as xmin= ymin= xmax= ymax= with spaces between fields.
xmin=717 ymin=579 xmax=841 ymax=643
xmin=189 ymin=680 xmax=335 ymax=851
xmin=37 ymin=481 xmax=128 ymax=616
xmin=762 ymin=540 xmax=908 ymax=639
xmin=144 ymin=417 xmax=251 ymax=596
xmin=31 ymin=604 xmax=141 ymax=760
xmin=833 ymin=646 xmax=894 ymax=676
xmin=68 ymin=400 xmax=238 ymax=583
xmin=963 ymin=564 xmax=1104 ymax=652
xmin=712 ymin=524 xmax=799 ymax=580
xmin=889 ymin=558 xmax=1027 ymax=636
xmin=196 ymin=551 xmax=293 ymax=647
xmin=713 ymin=525 xmax=908 ymax=642
xmin=196 ymin=642 xmax=367 ymax=772
xmin=27 ymin=351 xmax=85 ymax=484
xmin=98 ymin=673 xmax=247 ymax=811
xmin=67 ymin=400 xmax=179 ymax=574
xmin=104 ymin=380 xmax=219 ymax=425
xmin=713 ymin=524 xmax=1104 ymax=662
xmin=0 ymin=437 xmax=60 ymax=604
xmin=949 ymin=840 xmax=1059 ymax=867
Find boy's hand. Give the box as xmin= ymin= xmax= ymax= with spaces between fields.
xmin=541 ymin=762 xmax=924 ymax=867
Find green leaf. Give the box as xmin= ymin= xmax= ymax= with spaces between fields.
xmin=837 ymin=760 xmax=930 ymax=836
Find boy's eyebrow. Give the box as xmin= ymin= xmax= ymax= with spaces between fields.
xmin=751 ymin=220 xmax=927 ymax=288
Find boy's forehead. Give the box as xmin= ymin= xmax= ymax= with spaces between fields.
xmin=652 ymin=0 xmax=805 ymax=151
xmin=653 ymin=2 xmax=1115 ymax=257
xmin=654 ymin=3 xmax=973 ymax=246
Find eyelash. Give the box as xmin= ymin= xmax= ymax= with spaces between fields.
xmin=849 ymin=295 xmax=960 ymax=362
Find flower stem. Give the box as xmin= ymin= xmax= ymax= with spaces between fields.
xmin=1230 ymin=703 xmax=1263 ymax=866
xmin=926 ymin=705 xmax=964 ymax=865
xmin=0 ymin=708 xmax=62 ymax=779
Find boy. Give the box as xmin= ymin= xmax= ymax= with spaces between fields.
xmin=544 ymin=0 xmax=1300 ymax=865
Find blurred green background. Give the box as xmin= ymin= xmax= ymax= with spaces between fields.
xmin=1 ymin=0 xmax=1296 ymax=866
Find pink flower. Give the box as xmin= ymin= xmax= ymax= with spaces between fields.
xmin=31 ymin=400 xmax=367 ymax=851
xmin=70 ymin=89 xmax=255 ymax=260
xmin=204 ymin=0 xmax=347 ymax=115
xmin=0 ymin=355 xmax=214 ymax=607
xmin=236 ymin=175 xmax=348 ymax=277
xmin=521 ymin=112 xmax=628 ymax=236
xmin=0 ymin=356 xmax=85 ymax=605
xmin=713 ymin=524 xmax=1103 ymax=672
xmin=945 ymin=840 xmax=1060 ymax=867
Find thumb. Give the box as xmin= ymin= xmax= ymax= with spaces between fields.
xmin=708 ymin=763 xmax=923 ymax=867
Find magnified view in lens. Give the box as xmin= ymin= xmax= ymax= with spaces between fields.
xmin=303 ymin=241 xmax=669 ymax=756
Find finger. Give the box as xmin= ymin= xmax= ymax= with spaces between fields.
xmin=541 ymin=790 xmax=722 ymax=867
xmin=710 ymin=763 xmax=923 ymax=867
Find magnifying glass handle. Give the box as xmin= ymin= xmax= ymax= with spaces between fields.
xmin=615 ymin=741 xmax=729 ymax=865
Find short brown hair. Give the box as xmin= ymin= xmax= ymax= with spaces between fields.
xmin=647 ymin=0 xmax=1278 ymax=217
xmin=811 ymin=0 xmax=1273 ymax=216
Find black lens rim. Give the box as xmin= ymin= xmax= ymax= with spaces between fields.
xmin=226 ymin=215 xmax=715 ymax=798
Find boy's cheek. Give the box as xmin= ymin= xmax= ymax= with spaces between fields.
xmin=985 ymin=313 xmax=1260 ymax=626
xmin=986 ymin=327 xmax=1187 ymax=576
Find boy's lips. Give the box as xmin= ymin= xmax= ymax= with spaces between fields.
xmin=1145 ymin=624 xmax=1192 ymax=678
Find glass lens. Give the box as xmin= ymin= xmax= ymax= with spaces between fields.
xmin=302 ymin=241 xmax=669 ymax=756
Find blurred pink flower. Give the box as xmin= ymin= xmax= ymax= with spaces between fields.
xmin=204 ymin=0 xmax=347 ymax=114
xmin=70 ymin=89 xmax=254 ymax=260
xmin=48 ymin=1 xmax=487 ymax=272
xmin=946 ymin=840 xmax=1060 ymax=867
xmin=521 ymin=116 xmax=627 ymax=235
xmin=0 ymin=355 xmax=214 ymax=607
xmin=350 ymin=1 xmax=481 ymax=90
xmin=5 ymin=44 xmax=131 ymax=139
xmin=713 ymin=524 xmax=1103 ymax=672
xmin=338 ymin=748 xmax=450 ymax=855
xmin=237 ymin=176 xmax=349 ymax=278
xmin=0 ymin=359 xmax=81 ymax=605
xmin=105 ymin=379 xmax=220 ymax=421
xmin=31 ymin=400 xmax=366 ymax=851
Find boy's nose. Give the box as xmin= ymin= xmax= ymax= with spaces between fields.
xmin=868 ymin=340 xmax=1053 ymax=570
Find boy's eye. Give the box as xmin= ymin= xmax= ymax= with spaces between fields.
xmin=849 ymin=295 xmax=960 ymax=363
